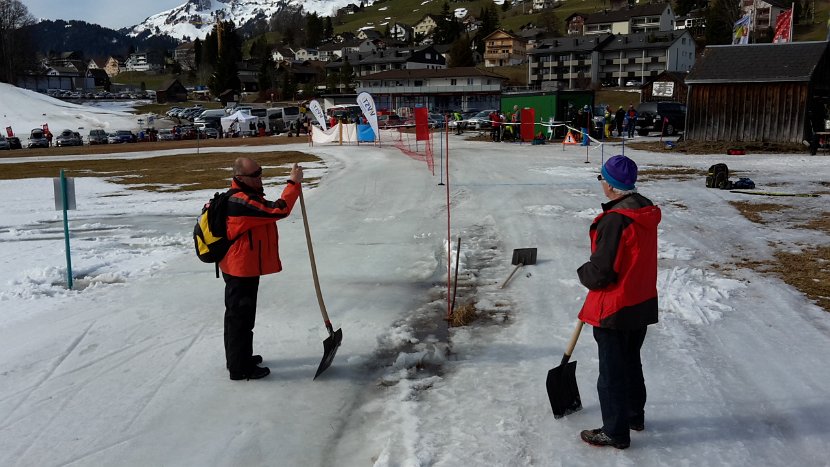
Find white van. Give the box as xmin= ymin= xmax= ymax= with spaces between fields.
xmin=266 ymin=106 xmax=301 ymax=134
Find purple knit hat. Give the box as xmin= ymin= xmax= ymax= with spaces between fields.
xmin=601 ymin=155 xmax=637 ymax=191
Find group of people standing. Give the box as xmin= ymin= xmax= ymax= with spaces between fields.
xmin=575 ymin=104 xmax=639 ymax=146
xmin=486 ymin=106 xmax=521 ymax=142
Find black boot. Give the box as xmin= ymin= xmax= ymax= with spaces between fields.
xmin=580 ymin=428 xmax=630 ymax=449
xmin=229 ymin=365 xmax=270 ymax=381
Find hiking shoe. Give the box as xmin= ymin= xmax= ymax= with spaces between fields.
xmin=580 ymin=429 xmax=630 ymax=449
xmin=229 ymin=365 xmax=270 ymax=381
xmin=630 ymin=422 xmax=644 ymax=432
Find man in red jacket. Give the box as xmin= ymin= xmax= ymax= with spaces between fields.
xmin=220 ymin=157 xmax=303 ymax=380
xmin=577 ymin=155 xmax=661 ymax=449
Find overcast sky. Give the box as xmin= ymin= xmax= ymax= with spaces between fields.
xmin=25 ymin=0 xmax=185 ymax=30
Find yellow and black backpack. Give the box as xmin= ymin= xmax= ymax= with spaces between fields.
xmin=194 ymin=189 xmax=239 ymax=276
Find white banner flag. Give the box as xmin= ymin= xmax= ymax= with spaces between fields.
xmin=309 ymin=100 xmax=327 ymax=131
xmin=357 ymin=92 xmax=379 ymax=141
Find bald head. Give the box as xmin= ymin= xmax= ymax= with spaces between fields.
xmin=233 ymin=157 xmax=259 ymax=176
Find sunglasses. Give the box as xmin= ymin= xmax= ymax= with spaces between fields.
xmin=240 ymin=167 xmax=263 ymax=178
xmin=597 ymin=175 xmax=604 ymax=181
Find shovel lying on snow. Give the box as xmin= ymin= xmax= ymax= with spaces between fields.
xmin=298 ymin=188 xmax=343 ymax=380
xmin=500 ymin=248 xmax=537 ymax=288
xmin=547 ymin=320 xmax=584 ymax=418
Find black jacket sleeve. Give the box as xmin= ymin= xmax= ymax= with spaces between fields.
xmin=577 ymin=212 xmax=630 ymax=290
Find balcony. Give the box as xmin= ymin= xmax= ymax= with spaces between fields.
xmin=484 ymin=52 xmax=514 ymax=60
xmin=356 ymin=84 xmax=502 ymax=94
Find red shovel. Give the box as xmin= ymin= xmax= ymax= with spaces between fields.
xmin=298 ymin=187 xmax=342 ymax=379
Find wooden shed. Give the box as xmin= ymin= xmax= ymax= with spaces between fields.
xmin=641 ymin=71 xmax=688 ymax=105
xmin=156 ymin=79 xmax=188 ymax=104
xmin=684 ymin=41 xmax=830 ymax=144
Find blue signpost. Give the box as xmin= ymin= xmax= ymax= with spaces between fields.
xmin=54 ymin=170 xmax=75 ymax=289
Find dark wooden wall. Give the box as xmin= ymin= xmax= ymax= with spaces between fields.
xmin=642 ymin=80 xmax=688 ymax=104
xmin=685 ymin=83 xmax=808 ymax=143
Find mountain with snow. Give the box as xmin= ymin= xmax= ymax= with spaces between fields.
xmin=126 ymin=0 xmax=366 ymax=41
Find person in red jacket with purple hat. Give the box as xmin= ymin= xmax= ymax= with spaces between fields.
xmin=577 ymin=155 xmax=661 ymax=449
xmin=220 ymin=157 xmax=303 ymax=381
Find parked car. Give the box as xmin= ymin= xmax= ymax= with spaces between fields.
xmin=378 ymin=114 xmax=404 ymax=128
xmin=635 ymin=101 xmax=687 ymax=136
xmin=0 ymin=135 xmax=10 ymax=150
xmin=466 ymin=109 xmax=498 ymax=130
xmin=107 ymin=132 xmax=120 ymax=144
xmin=6 ymin=136 xmax=21 ymax=149
xmin=27 ymin=129 xmax=49 ymax=148
xmin=114 ymin=130 xmax=137 ymax=143
xmin=157 ymin=128 xmax=177 ymax=141
xmin=203 ymin=127 xmax=220 ymax=139
xmin=55 ymin=129 xmax=83 ymax=147
xmin=88 ymin=129 xmax=109 ymax=145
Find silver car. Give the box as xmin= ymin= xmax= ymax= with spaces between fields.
xmin=0 ymin=135 xmax=10 ymax=150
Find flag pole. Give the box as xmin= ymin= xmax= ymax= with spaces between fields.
xmin=789 ymin=2 xmax=795 ymax=42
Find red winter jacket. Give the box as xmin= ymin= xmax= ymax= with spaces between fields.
xmin=219 ymin=178 xmax=301 ymax=277
xmin=577 ymin=194 xmax=661 ymax=329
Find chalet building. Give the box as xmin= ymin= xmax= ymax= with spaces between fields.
xmin=46 ymin=65 xmax=80 ymax=78
xmin=581 ymin=2 xmax=675 ymax=35
xmin=125 ymin=51 xmax=163 ymax=72
xmin=355 ymin=67 xmax=507 ymax=112
xmin=175 ymin=42 xmax=196 ymax=71
xmin=272 ymin=46 xmax=295 ymax=62
xmin=684 ymin=41 xmax=830 ymax=144
xmin=295 ymin=48 xmax=320 ymax=61
xmin=389 ymin=23 xmax=414 ymax=42
xmin=104 ymin=56 xmax=123 ymax=77
xmin=318 ymin=42 xmax=345 ymax=62
xmin=483 ymin=29 xmax=528 ymax=67
xmin=533 ymin=0 xmax=555 ymax=11
xmin=87 ymin=58 xmax=106 ymax=70
xmin=413 ymin=14 xmax=441 ymax=37
xmin=527 ymin=30 xmax=695 ymax=89
xmin=357 ymin=29 xmax=382 ymax=41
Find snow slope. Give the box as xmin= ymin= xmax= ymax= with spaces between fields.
xmin=1 ymin=87 xmax=830 ymax=466
xmin=0 ymin=83 xmax=142 ymax=137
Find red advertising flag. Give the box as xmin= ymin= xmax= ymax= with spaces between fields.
xmin=414 ymin=107 xmax=429 ymax=141
xmin=5 ymin=126 xmax=12 ymax=137
xmin=773 ymin=7 xmax=793 ymax=43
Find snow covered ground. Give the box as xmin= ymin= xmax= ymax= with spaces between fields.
xmin=1 ymin=87 xmax=830 ymax=467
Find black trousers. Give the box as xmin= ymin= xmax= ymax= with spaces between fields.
xmin=223 ymin=273 xmax=260 ymax=373
xmin=593 ymin=326 xmax=648 ymax=443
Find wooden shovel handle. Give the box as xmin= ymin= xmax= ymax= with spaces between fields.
xmin=299 ymin=188 xmax=332 ymax=333
xmin=561 ymin=321 xmax=584 ymax=366
xmin=499 ymin=263 xmax=523 ymax=289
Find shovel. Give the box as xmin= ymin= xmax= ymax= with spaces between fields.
xmin=546 ymin=320 xmax=584 ymax=419
xmin=500 ymin=247 xmax=537 ymax=288
xmin=298 ymin=187 xmax=343 ymax=380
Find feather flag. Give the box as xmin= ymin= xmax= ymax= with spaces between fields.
xmin=773 ymin=7 xmax=794 ymax=43
xmin=732 ymin=14 xmax=752 ymax=45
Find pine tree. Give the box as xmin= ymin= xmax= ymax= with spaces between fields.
xmin=705 ymin=0 xmax=741 ymax=45
xmin=448 ymin=35 xmax=475 ymax=67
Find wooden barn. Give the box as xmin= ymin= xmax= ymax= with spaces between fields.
xmin=156 ymin=79 xmax=188 ymax=104
xmin=684 ymin=41 xmax=830 ymax=144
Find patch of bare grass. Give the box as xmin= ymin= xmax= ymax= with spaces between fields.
xmin=737 ymin=247 xmax=830 ymax=312
xmin=0 ymin=151 xmax=319 ymax=192
xmin=638 ymin=167 xmax=700 ymax=181
xmin=449 ymin=303 xmax=478 ymax=327
xmin=628 ymin=140 xmax=805 ymax=155
xmin=728 ymin=201 xmax=787 ymax=224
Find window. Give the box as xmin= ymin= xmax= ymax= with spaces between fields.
xmin=414 ymin=80 xmax=423 ymax=86
xmin=467 ymin=78 xmax=473 ymax=85
xmin=451 ymin=79 xmax=457 ymax=85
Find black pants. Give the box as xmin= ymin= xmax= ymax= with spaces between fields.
xmin=223 ymin=273 xmax=260 ymax=373
xmin=593 ymin=326 xmax=648 ymax=443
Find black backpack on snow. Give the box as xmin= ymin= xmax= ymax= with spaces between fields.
xmin=706 ymin=163 xmax=730 ymax=189
xmin=194 ymin=189 xmax=239 ymax=276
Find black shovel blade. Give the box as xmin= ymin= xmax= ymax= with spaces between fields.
xmin=512 ymin=248 xmax=537 ymax=266
xmin=546 ymin=360 xmax=582 ymax=419
xmin=314 ymin=328 xmax=343 ymax=380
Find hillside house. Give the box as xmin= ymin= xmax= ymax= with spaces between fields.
xmin=566 ymin=13 xmax=589 ymax=36
xmin=325 ymin=45 xmax=446 ymax=79
xmin=742 ymin=0 xmax=790 ymax=30
xmin=483 ymin=29 xmax=528 ymax=67
xmin=272 ymin=46 xmax=295 ymax=62
xmin=104 ymin=57 xmax=123 ymax=77
xmin=125 ymin=51 xmax=163 ymax=72
xmin=414 ymin=14 xmax=441 ymax=37
xmin=582 ymin=3 xmax=676 ymax=35
xmin=295 ymin=48 xmax=320 ymax=61
xmin=389 ymin=23 xmax=414 ymax=42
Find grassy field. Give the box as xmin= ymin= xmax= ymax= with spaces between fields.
xmin=794 ymin=0 xmax=829 ymax=42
